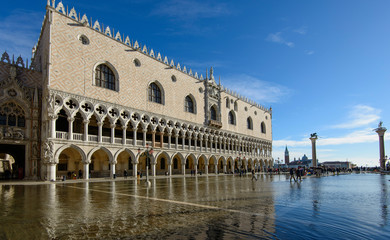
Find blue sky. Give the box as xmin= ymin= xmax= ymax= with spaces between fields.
xmin=1 ymin=0 xmax=389 ymax=167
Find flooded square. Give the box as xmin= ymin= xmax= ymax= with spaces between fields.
xmin=0 ymin=173 xmax=389 ymax=239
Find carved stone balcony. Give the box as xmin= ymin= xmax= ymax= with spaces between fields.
xmin=209 ymin=120 xmax=222 ymax=128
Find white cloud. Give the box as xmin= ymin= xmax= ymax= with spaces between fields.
xmin=305 ymin=50 xmax=314 ymax=55
xmin=266 ymin=32 xmax=294 ymax=48
xmin=331 ymin=105 xmax=381 ymax=129
xmin=293 ymin=26 xmax=307 ymax=35
xmin=222 ymin=74 xmax=291 ymax=104
xmin=274 ymin=129 xmax=379 ymax=148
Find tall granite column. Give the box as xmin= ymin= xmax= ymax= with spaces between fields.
xmin=309 ymin=133 xmax=318 ymax=168
xmin=375 ymin=122 xmax=387 ymax=170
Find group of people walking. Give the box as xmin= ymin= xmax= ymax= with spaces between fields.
xmin=289 ymin=167 xmax=304 ymax=182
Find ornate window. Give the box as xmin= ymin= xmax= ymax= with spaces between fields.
xmin=228 ymin=111 xmax=235 ymax=125
xmin=234 ymin=101 xmax=238 ymax=111
xmin=0 ymin=102 xmax=26 ymax=128
xmin=261 ymin=122 xmax=266 ymax=133
xmin=185 ymin=96 xmax=195 ymax=113
xmin=95 ymin=64 xmax=116 ymax=90
xmin=149 ymin=82 xmax=162 ymax=104
xmin=226 ymin=97 xmax=230 ymax=108
xmin=247 ymin=117 xmax=253 ymax=130
xmin=210 ymin=106 xmax=217 ymax=121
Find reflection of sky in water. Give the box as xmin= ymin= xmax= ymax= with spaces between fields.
xmin=0 ymin=174 xmax=388 ymax=239
xmin=274 ymin=174 xmax=390 ymax=239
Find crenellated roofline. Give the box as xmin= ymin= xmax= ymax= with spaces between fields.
xmin=41 ymin=0 xmax=271 ymax=113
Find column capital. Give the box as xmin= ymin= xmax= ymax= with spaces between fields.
xmin=83 ymin=119 xmax=90 ymax=124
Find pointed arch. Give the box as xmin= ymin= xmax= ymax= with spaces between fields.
xmin=148 ymin=81 xmax=164 ymax=105
xmin=247 ymin=117 xmax=253 ymax=130
xmin=184 ymin=94 xmax=196 ymax=114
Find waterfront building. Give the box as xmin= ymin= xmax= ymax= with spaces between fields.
xmin=321 ymin=161 xmax=352 ymax=169
xmin=0 ymin=1 xmax=273 ymax=181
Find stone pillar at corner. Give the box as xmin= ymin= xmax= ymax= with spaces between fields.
xmin=309 ymin=133 xmax=318 ymax=168
xmin=375 ymin=122 xmax=387 ymax=170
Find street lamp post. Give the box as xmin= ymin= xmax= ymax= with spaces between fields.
xmin=138 ymin=143 xmax=153 ymax=187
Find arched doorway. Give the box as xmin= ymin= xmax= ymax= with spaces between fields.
xmin=57 ymin=147 xmax=83 ymax=179
xmin=90 ymin=149 xmax=110 ymax=178
xmin=0 ymin=144 xmax=25 ymax=180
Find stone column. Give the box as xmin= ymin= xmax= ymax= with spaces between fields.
xmin=122 ymin=126 xmax=127 ymax=145
xmin=214 ymin=164 xmax=218 ymax=174
xmin=205 ymin=139 xmax=208 ymax=152
xmin=151 ymin=163 xmax=156 ymax=176
xmin=160 ymin=132 xmax=164 ymax=148
xmin=110 ymin=124 xmax=116 ymax=144
xmin=194 ymin=136 xmax=198 ymax=152
xmin=168 ymin=164 xmax=172 ymax=176
xmin=375 ymin=124 xmax=387 ymax=170
xmin=83 ymin=162 xmax=89 ymax=180
xmin=68 ymin=117 xmax=74 ymax=140
xmin=142 ymin=129 xmax=147 ymax=147
xmin=310 ymin=134 xmax=318 ymax=168
xmin=97 ymin=122 xmax=103 ymax=143
xmin=110 ymin=162 xmax=116 ymax=179
xmin=49 ymin=115 xmax=57 ymax=139
xmin=205 ymin=163 xmax=209 ymax=174
xmin=46 ymin=163 xmax=56 ymax=181
xmin=133 ymin=129 xmax=137 ymax=146
xmin=168 ymin=132 xmax=172 ymax=149
xmin=175 ymin=134 xmax=179 ymax=150
xmin=151 ymin=130 xmax=156 ymax=148
xmin=188 ymin=136 xmax=192 ymax=151
xmin=133 ymin=162 xmax=138 ymax=177
xmin=182 ymin=164 xmax=186 ymax=176
xmin=83 ymin=120 xmax=89 ymax=141
xmin=182 ymin=135 xmax=185 ymax=150
xmin=223 ymin=164 xmax=227 ymax=174
xmin=194 ymin=163 xmax=198 ymax=175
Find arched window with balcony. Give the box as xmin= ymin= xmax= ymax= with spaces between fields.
xmin=210 ymin=106 xmax=217 ymax=121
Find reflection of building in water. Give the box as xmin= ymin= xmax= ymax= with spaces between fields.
xmin=0 ymin=153 xmax=15 ymax=178
xmin=0 ymin=1 xmax=273 ymax=181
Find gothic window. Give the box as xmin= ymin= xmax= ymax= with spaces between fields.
xmin=148 ymin=82 xmax=162 ymax=104
xmin=247 ymin=117 xmax=253 ymax=130
xmin=95 ymin=64 xmax=116 ymax=90
xmin=226 ymin=98 xmax=230 ymax=108
xmin=228 ymin=111 xmax=235 ymax=125
xmin=185 ymin=96 xmax=195 ymax=113
xmin=234 ymin=101 xmax=238 ymax=111
xmin=261 ymin=122 xmax=266 ymax=133
xmin=0 ymin=102 xmax=26 ymax=128
xmin=210 ymin=106 xmax=217 ymax=121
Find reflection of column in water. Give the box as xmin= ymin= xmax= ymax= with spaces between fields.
xmin=182 ymin=177 xmax=187 ymax=200
xmin=81 ymin=182 xmax=91 ymax=221
xmin=168 ymin=178 xmax=173 ymax=199
xmin=2 ymin=185 xmax=15 ymax=211
xmin=46 ymin=184 xmax=58 ymax=238
xmin=195 ymin=176 xmax=199 ymax=201
xmin=310 ymin=179 xmax=321 ymax=216
xmin=380 ymin=175 xmax=388 ymax=226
